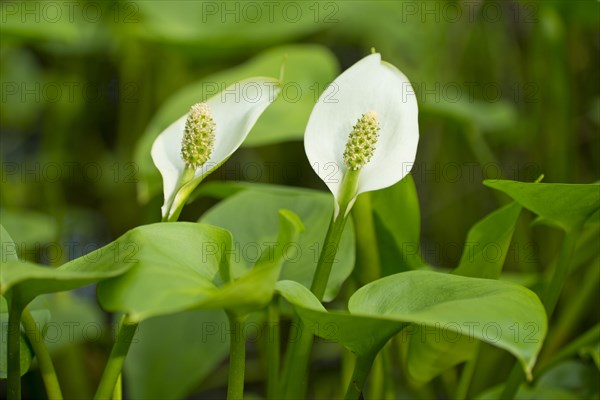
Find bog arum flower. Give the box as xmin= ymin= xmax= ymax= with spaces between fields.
xmin=282 ymin=54 xmax=419 ymax=398
xmin=152 ymin=78 xmax=280 ymax=221
xmin=304 ymin=53 xmax=419 ymax=216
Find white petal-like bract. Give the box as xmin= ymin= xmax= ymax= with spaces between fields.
xmin=152 ymin=77 xmax=280 ymax=218
xmin=304 ymin=53 xmax=419 ymax=209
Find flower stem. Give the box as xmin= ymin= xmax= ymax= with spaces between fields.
xmin=21 ymin=308 xmax=63 ymax=400
xmin=266 ymin=302 xmax=280 ymax=399
xmin=344 ymin=351 xmax=377 ymax=400
xmin=7 ymin=299 xmax=23 ymax=400
xmin=455 ymin=343 xmax=479 ymax=400
xmin=226 ymin=312 xmax=246 ymax=400
xmin=280 ymin=211 xmax=347 ymax=398
xmin=281 ymin=169 xmax=358 ymax=399
xmin=94 ymin=317 xmax=138 ymax=400
xmin=280 ymin=320 xmax=314 ymax=399
xmin=310 ymin=210 xmax=350 ymax=300
xmin=541 ymin=229 xmax=580 ymax=316
xmin=113 ymin=375 xmax=122 ymax=400
xmin=311 ymin=168 xmax=358 ymax=300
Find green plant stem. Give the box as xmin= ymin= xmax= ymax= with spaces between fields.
xmin=21 ymin=308 xmax=63 ymax=400
xmin=310 ymin=168 xmax=358 ymax=299
xmin=367 ymin=353 xmax=383 ymax=400
xmin=500 ymin=366 xmax=524 ymax=400
xmin=280 ymin=318 xmax=314 ymax=399
xmin=341 ymin=347 xmax=355 ymax=398
xmin=541 ymin=229 xmax=580 ymax=316
xmin=7 ymin=300 xmax=23 ymax=400
xmin=351 ymin=193 xmax=381 ymax=285
xmin=94 ymin=317 xmax=138 ymax=400
xmin=266 ymin=302 xmax=280 ymax=399
xmin=340 ymin=276 xmax=359 ymax=396
xmin=281 ymin=169 xmax=358 ymax=399
xmin=310 ymin=210 xmax=350 ymax=300
xmin=381 ymin=345 xmax=396 ymax=399
xmin=113 ymin=375 xmax=122 ymax=400
xmin=226 ymin=312 xmax=246 ymax=400
xmin=500 ymin=228 xmax=580 ymax=399
xmin=542 ymin=256 xmax=599 ymax=358
xmin=281 ymin=209 xmax=349 ymax=399
xmin=344 ymin=351 xmax=377 ymax=400
xmin=455 ymin=343 xmax=479 ymax=400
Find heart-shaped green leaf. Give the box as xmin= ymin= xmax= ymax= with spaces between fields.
xmin=94 ymin=222 xmax=227 ymax=321
xmin=484 ymin=180 xmax=600 ymax=232
xmin=276 ymin=280 xmax=403 ymax=356
xmin=97 ymin=212 xmax=302 ymax=322
xmin=0 ymin=225 xmax=131 ymax=309
xmin=352 ymin=271 xmax=546 ymax=378
xmin=452 ymin=201 xmax=522 ymax=280
xmin=278 ymin=270 xmax=547 ymax=379
xmin=200 ymin=186 xmax=355 ymax=301
xmin=405 ymin=201 xmax=523 ymax=383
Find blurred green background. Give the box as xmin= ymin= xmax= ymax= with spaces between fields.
xmin=1 ymin=0 xmax=599 ymax=398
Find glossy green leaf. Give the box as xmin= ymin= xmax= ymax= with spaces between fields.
xmin=91 ymin=223 xmax=228 ymax=321
xmin=278 ymin=270 xmax=547 ymax=378
xmin=191 ymin=181 xmax=320 ymax=203
xmin=405 ymin=202 xmax=523 ymax=382
xmin=353 ymin=271 xmax=547 ymax=378
xmin=0 ymin=225 xmax=131 ymax=308
xmin=408 ymin=329 xmax=480 ymax=383
xmin=97 ymin=212 xmax=302 ymax=322
xmin=124 ymin=309 xmax=229 ymax=399
xmin=484 ymin=180 xmax=600 ymax=232
xmin=453 ymin=202 xmax=522 ymax=279
xmin=276 ymin=280 xmax=403 ymax=356
xmin=1 ymin=257 xmax=131 ymax=310
xmin=200 ymin=187 xmax=354 ymax=301
xmin=372 ymin=175 xmax=425 ymax=273
xmin=134 ymin=45 xmax=338 ymax=202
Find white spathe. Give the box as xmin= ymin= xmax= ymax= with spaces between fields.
xmin=152 ymin=77 xmax=280 ymax=217
xmin=304 ymin=53 xmax=419 ymax=209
